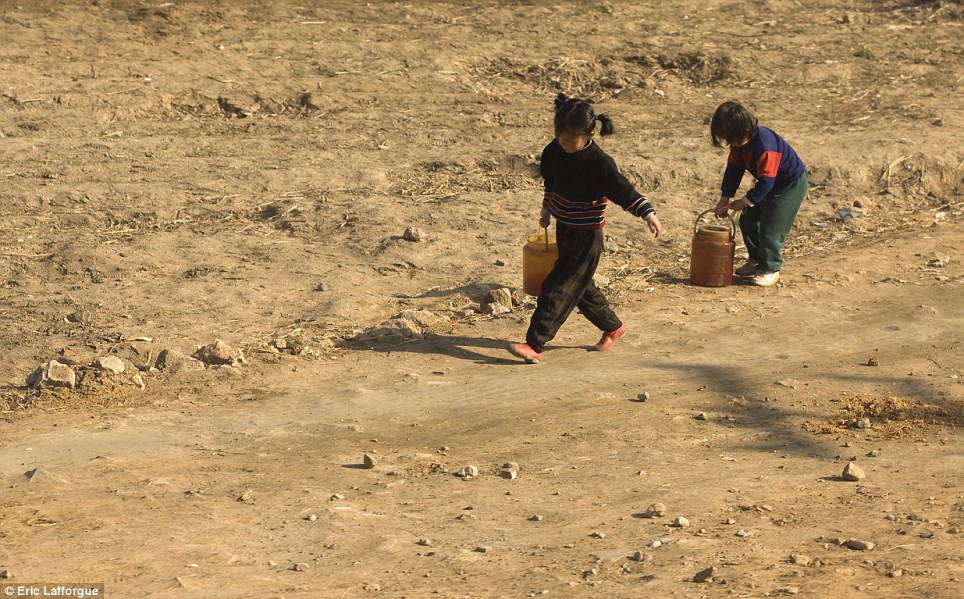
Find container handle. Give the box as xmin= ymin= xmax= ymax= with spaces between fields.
xmin=694 ymin=208 xmax=736 ymax=239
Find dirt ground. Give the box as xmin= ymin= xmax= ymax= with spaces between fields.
xmin=1 ymin=1 xmax=963 ymax=597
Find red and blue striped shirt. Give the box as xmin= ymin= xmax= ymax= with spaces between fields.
xmin=540 ymin=139 xmax=654 ymax=229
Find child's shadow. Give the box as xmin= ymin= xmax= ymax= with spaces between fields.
xmin=343 ymin=334 xmax=582 ymax=364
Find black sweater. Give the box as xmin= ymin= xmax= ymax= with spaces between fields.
xmin=540 ymin=139 xmax=654 ymax=229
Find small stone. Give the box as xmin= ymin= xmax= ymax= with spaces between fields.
xmin=642 ymin=503 xmax=667 ymax=518
xmin=292 ymin=563 xmax=309 ymax=572
xmin=0 ymin=569 xmax=10 ymax=579
xmin=842 ymin=462 xmax=866 ymax=481
xmin=363 ymin=453 xmax=378 ymax=469
xmin=473 ymin=546 xmax=489 ymax=553
xmin=856 ymin=416 xmax=872 ymax=429
xmin=305 ymin=514 xmax=318 ymax=521
xmin=416 ymin=538 xmax=432 ymax=546
xmin=867 ymin=356 xmax=880 ymax=366
xmin=779 ymin=586 xmax=801 ymax=595
xmin=529 ymin=515 xmax=543 ymax=522
xmin=789 ymin=554 xmax=812 ymax=566
xmin=843 ymin=539 xmax=874 ymax=551
xmin=650 ymin=540 xmax=662 ymax=548
xmin=402 ymin=227 xmax=426 ymax=242
xmin=867 ymin=450 xmax=879 ymax=457
xmin=636 ymin=391 xmax=650 ymax=402
xmin=693 ymin=566 xmax=716 ymax=583
xmin=695 ymin=412 xmax=708 ymax=421
xmin=736 ymin=529 xmax=754 ymax=538
xmin=590 ymin=531 xmax=606 ymax=539
xmin=672 ymin=516 xmax=690 ymax=528
xmin=461 ymin=465 xmax=479 ymax=478
xmin=932 ymin=119 xmax=944 ymax=127
xmin=94 ymin=355 xmax=126 ymax=374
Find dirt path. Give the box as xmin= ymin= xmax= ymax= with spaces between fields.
xmin=1 ymin=1 xmax=962 ymax=597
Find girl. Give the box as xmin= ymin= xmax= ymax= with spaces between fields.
xmin=508 ymin=94 xmax=663 ymax=364
xmin=711 ymin=101 xmax=808 ymax=287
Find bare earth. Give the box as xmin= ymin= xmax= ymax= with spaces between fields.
xmin=1 ymin=1 xmax=963 ymax=598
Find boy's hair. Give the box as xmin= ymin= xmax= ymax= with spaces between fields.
xmin=710 ymin=101 xmax=758 ymax=148
xmin=554 ymin=93 xmax=614 ymax=137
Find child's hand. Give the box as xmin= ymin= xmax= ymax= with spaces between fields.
xmin=645 ymin=213 xmax=663 ymax=238
xmin=714 ymin=196 xmax=731 ymax=217
xmin=539 ymin=207 xmax=551 ymax=229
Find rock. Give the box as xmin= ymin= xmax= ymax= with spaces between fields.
xmin=402 ymin=226 xmax=426 ymax=242
xmin=642 ymin=503 xmax=667 ymax=518
xmin=510 ymin=288 xmax=528 ymax=306
xmin=66 ymin=310 xmax=92 ymax=325
xmin=155 ymin=349 xmax=206 ymax=373
xmin=291 ymin=562 xmax=309 ymax=572
xmin=672 ymin=516 xmax=690 ymax=528
xmin=529 ymin=515 xmax=543 ymax=522
xmin=843 ymin=539 xmax=874 ymax=551
xmin=0 ymin=569 xmax=10 ymax=579
xmin=397 ymin=309 xmax=449 ymax=332
xmin=789 ymin=553 xmax=812 ymax=566
xmin=416 ymin=538 xmax=431 ymax=546
xmin=482 ymin=288 xmax=513 ymax=315
xmin=459 ymin=465 xmax=479 ymax=478
xmin=193 ymin=339 xmax=245 ymax=366
xmin=94 ymin=355 xmax=126 ymax=374
xmin=736 ymin=529 xmax=754 ymax=538
xmin=842 ymin=462 xmax=866 ymax=481
xmin=363 ymin=453 xmax=378 ymax=469
xmin=694 ymin=412 xmax=708 ymax=421
xmin=482 ymin=301 xmax=511 ymax=316
xmin=25 ymin=467 xmax=56 ymax=483
xmin=693 ymin=566 xmax=716 ymax=583
xmin=25 ymin=360 xmax=77 ymax=390
xmin=636 ymin=391 xmax=650 ymax=402
xmin=501 ymin=462 xmax=519 ymax=479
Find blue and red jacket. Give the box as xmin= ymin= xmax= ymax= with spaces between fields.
xmin=722 ymin=126 xmax=805 ymax=205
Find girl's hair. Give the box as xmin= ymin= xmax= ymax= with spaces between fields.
xmin=553 ymin=93 xmax=614 ymax=137
xmin=710 ymin=101 xmax=758 ymax=148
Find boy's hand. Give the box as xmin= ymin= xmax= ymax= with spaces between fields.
xmin=539 ymin=207 xmax=551 ymax=229
xmin=714 ymin=196 xmax=731 ymax=217
xmin=645 ymin=213 xmax=663 ymax=238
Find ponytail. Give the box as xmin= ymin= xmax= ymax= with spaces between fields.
xmin=552 ymin=93 xmax=616 ymax=137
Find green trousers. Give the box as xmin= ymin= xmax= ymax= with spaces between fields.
xmin=739 ymin=172 xmax=808 ymax=273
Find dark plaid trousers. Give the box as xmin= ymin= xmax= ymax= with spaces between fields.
xmin=525 ymin=224 xmax=622 ymax=353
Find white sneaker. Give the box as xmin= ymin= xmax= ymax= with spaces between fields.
xmin=750 ymin=270 xmax=780 ymax=287
xmin=734 ymin=260 xmax=759 ymax=277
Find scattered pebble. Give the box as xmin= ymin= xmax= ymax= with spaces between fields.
xmin=842 ymin=462 xmax=866 ymax=481
xmin=789 ymin=554 xmax=812 ymax=566
xmin=642 ymin=502 xmax=667 ymax=518
xmin=363 ymin=453 xmax=378 ymax=469
xmin=672 ymin=516 xmax=690 ymax=528
xmin=636 ymin=391 xmax=650 ymax=402
xmin=694 ymin=412 xmax=708 ymax=421
xmin=843 ymin=539 xmax=874 ymax=551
